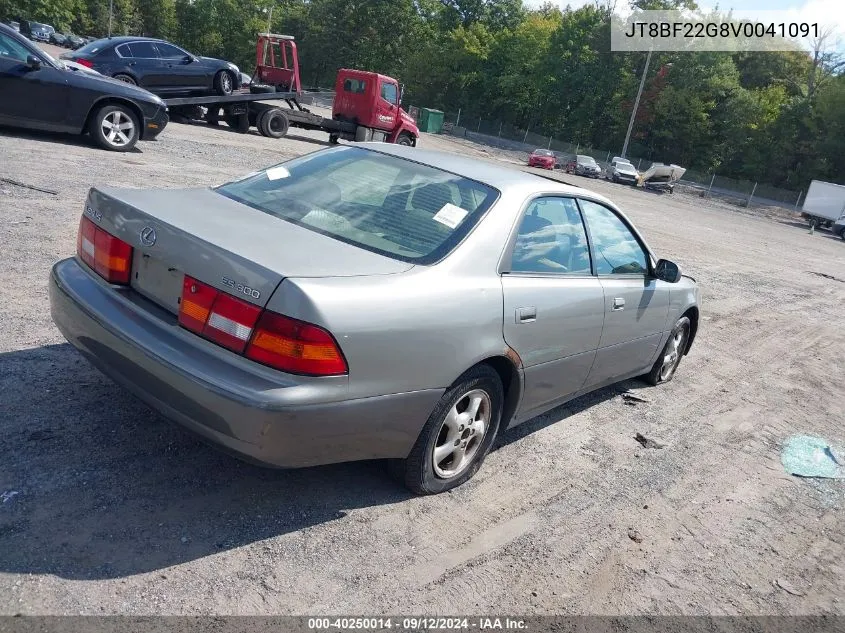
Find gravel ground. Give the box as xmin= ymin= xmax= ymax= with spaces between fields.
xmin=1 ymin=115 xmax=844 ymax=617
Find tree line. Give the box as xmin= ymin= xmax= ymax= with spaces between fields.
xmin=3 ymin=0 xmax=843 ymax=191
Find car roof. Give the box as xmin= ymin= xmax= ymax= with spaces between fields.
xmin=359 ymin=143 xmax=614 ymax=204
xmin=99 ymin=35 xmax=165 ymax=44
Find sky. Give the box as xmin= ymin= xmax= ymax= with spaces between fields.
xmin=527 ymin=0 xmax=845 ymax=43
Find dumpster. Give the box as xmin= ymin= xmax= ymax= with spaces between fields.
xmin=418 ymin=108 xmax=445 ymax=134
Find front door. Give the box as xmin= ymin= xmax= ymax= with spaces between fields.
xmin=155 ymin=42 xmax=208 ymax=91
xmin=375 ymin=78 xmax=398 ymax=131
xmin=119 ymin=41 xmax=165 ymax=91
xmin=578 ymin=198 xmax=670 ymax=387
xmin=501 ymin=196 xmax=605 ymax=422
xmin=0 ymin=31 xmax=69 ymax=130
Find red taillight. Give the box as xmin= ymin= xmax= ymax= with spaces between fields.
xmin=179 ymin=277 xmax=261 ymax=353
xmin=77 ymin=216 xmax=132 ymax=284
xmin=246 ymin=312 xmax=348 ymax=376
xmin=75 ymin=58 xmax=94 ymax=68
xmin=178 ymin=277 xmax=345 ymax=375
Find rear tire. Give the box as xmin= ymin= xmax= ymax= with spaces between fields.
xmin=214 ymin=70 xmax=234 ymax=96
xmin=643 ymin=316 xmax=690 ymax=386
xmin=88 ymin=103 xmax=139 ymax=152
xmin=390 ymin=365 xmax=503 ymax=495
xmin=258 ymin=108 xmax=289 ymax=138
xmin=328 ymin=134 xmax=339 ymax=145
xmin=205 ymin=108 xmax=220 ymax=126
xmin=113 ymin=73 xmax=136 ymax=85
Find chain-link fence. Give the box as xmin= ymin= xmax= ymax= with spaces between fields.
xmin=422 ymin=109 xmax=804 ymax=211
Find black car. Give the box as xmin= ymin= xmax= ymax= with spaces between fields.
xmin=65 ymin=33 xmax=85 ymax=49
xmin=0 ymin=23 xmax=169 ymax=151
xmin=61 ymin=36 xmax=240 ymax=96
xmin=48 ymin=31 xmax=66 ymax=46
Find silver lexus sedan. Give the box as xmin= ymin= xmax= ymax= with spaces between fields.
xmin=49 ymin=144 xmax=700 ymax=494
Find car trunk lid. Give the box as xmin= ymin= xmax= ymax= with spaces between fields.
xmin=86 ymin=186 xmax=413 ymax=313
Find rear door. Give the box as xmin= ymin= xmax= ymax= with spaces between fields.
xmin=120 ymin=41 xmax=164 ymax=90
xmin=0 ymin=31 xmax=70 ymax=130
xmin=155 ymin=42 xmax=208 ymax=91
xmin=374 ymin=78 xmax=399 ymax=131
xmin=501 ymin=196 xmax=605 ymax=421
xmin=578 ymin=198 xmax=670 ymax=387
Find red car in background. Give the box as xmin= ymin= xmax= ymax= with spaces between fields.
xmin=527 ymin=148 xmax=556 ymax=169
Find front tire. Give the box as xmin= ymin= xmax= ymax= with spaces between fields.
xmin=391 ymin=365 xmax=503 ymax=495
xmin=89 ymin=103 xmax=139 ymax=152
xmin=215 ymin=70 xmax=234 ymax=96
xmin=643 ymin=316 xmax=690 ymax=386
xmin=396 ymin=133 xmax=414 ymax=146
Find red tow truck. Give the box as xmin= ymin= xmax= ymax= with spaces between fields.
xmin=164 ymin=33 xmax=419 ymax=146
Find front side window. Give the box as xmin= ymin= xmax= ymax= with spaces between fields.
xmin=156 ymin=42 xmax=187 ymax=59
xmin=0 ymin=32 xmax=33 ymax=62
xmin=216 ymin=147 xmax=499 ymax=264
xmin=380 ymin=81 xmax=398 ymax=104
xmin=510 ymin=197 xmax=592 ymax=275
xmin=578 ymin=199 xmax=648 ymax=275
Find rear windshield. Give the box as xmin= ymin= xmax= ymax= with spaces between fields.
xmin=215 ymin=147 xmax=499 ymax=265
xmin=74 ymin=39 xmax=110 ymax=55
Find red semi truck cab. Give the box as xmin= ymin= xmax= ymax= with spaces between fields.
xmin=254 ymin=34 xmax=418 ymax=146
xmin=332 ymin=69 xmax=418 ymax=145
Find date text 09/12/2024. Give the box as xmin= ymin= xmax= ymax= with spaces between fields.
xmin=307 ymin=617 xmax=528 ymax=631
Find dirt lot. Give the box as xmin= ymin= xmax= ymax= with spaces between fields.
xmin=1 ymin=116 xmax=844 ymax=617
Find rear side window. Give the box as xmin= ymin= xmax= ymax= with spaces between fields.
xmin=115 ymin=43 xmax=132 ymax=57
xmin=343 ymin=78 xmax=366 ymax=94
xmin=510 ymin=198 xmax=592 ymax=275
xmin=215 ymin=147 xmax=499 ymax=264
xmin=127 ymin=41 xmax=158 ymax=58
xmin=380 ymin=82 xmax=397 ymax=104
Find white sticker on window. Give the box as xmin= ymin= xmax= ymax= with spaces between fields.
xmin=266 ymin=166 xmax=290 ymax=180
xmin=432 ymin=203 xmax=468 ymax=229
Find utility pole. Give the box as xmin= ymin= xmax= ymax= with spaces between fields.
xmin=621 ymin=48 xmax=652 ymax=159
xmin=108 ymin=0 xmax=113 ymax=36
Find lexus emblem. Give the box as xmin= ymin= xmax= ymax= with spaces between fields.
xmin=140 ymin=226 xmax=157 ymax=247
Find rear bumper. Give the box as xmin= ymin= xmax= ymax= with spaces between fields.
xmin=49 ymin=258 xmax=441 ymax=468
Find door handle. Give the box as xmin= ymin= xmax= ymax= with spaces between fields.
xmin=516 ymin=306 xmax=537 ymax=323
xmin=611 ymin=297 xmax=625 ymax=311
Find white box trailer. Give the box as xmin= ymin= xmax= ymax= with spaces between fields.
xmin=801 ymin=180 xmax=845 ymax=228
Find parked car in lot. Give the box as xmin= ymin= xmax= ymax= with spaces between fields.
xmin=60 ymin=36 xmax=241 ymax=96
xmin=4 ymin=20 xmax=20 ymax=32
xmin=48 ymin=31 xmax=66 ymax=46
xmin=0 ymin=23 xmax=168 ymax=151
xmin=606 ymin=157 xmax=639 ymax=185
xmin=49 ymin=143 xmax=700 ymax=494
xmin=566 ymin=154 xmax=602 ymax=178
xmin=527 ymin=148 xmax=556 ymax=169
xmin=20 ymin=20 xmax=54 ymax=41
xmin=832 ymin=217 xmax=845 ymax=240
xmin=64 ymin=33 xmax=85 ymax=49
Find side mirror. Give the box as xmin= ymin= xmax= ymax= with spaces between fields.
xmin=399 ymin=83 xmax=404 ymax=106
xmin=26 ymin=54 xmax=41 ymax=70
xmin=654 ymin=258 xmax=682 ymax=283
xmin=183 ymin=54 xmax=194 ymax=63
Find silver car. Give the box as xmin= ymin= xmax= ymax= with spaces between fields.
xmin=49 ymin=144 xmax=700 ymax=494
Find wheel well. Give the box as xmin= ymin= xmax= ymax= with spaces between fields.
xmin=83 ymin=98 xmax=144 ymax=137
xmin=476 ymin=355 xmax=521 ymax=435
xmin=682 ymin=306 xmax=699 ymax=354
